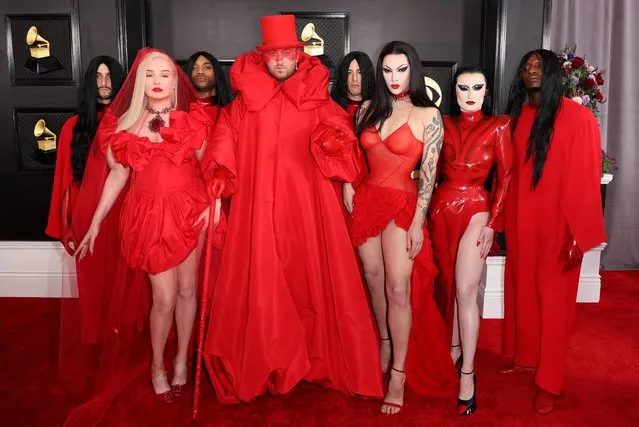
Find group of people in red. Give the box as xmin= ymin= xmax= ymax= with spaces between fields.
xmin=46 ymin=13 xmax=606 ymax=425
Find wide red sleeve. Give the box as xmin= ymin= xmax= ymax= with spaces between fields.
xmin=560 ymin=109 xmax=606 ymax=252
xmin=486 ymin=116 xmax=513 ymax=232
xmin=46 ymin=115 xmax=77 ymax=239
xmin=200 ymin=99 xmax=243 ymax=196
xmin=310 ymin=101 xmax=361 ymax=182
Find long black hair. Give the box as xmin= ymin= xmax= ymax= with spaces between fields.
xmin=356 ymin=41 xmax=437 ymax=136
xmin=506 ymin=49 xmax=563 ymax=188
xmin=451 ymin=65 xmax=493 ymax=116
xmin=71 ymin=56 xmax=125 ymax=184
xmin=184 ymin=51 xmax=232 ymax=108
xmin=330 ymin=51 xmax=375 ymax=110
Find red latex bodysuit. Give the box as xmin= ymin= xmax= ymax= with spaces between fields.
xmin=429 ymin=111 xmax=512 ymax=341
xmin=348 ymin=118 xmax=458 ymax=397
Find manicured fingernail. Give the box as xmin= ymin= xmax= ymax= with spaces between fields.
xmin=476 ymin=241 xmax=480 ymax=247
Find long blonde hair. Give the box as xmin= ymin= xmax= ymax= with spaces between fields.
xmin=116 ymin=51 xmax=177 ymax=132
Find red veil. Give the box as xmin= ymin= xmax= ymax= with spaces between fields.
xmin=58 ymin=48 xmax=205 ymax=426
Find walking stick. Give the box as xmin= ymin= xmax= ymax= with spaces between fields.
xmin=193 ymin=199 xmax=219 ymax=418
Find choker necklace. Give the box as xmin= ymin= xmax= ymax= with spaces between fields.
xmin=393 ymin=91 xmax=410 ymax=102
xmin=146 ymin=106 xmax=172 ymax=133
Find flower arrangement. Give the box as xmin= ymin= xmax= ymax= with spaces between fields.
xmin=556 ymin=44 xmax=617 ymax=174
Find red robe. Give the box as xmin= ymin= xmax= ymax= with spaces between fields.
xmin=429 ymin=111 xmax=512 ymax=341
xmin=46 ymin=108 xmax=108 ymax=241
xmin=201 ymin=51 xmax=383 ymax=403
xmin=503 ymin=98 xmax=606 ymax=394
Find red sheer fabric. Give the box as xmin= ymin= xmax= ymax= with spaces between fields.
xmin=348 ymin=121 xmax=458 ymax=397
xmin=428 ymin=111 xmax=512 ymax=342
xmin=59 ymin=48 xmax=214 ymax=426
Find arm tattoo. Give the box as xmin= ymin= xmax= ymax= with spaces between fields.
xmin=416 ymin=111 xmax=443 ymax=224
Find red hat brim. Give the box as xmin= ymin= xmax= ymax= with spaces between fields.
xmin=256 ymin=41 xmax=305 ymax=51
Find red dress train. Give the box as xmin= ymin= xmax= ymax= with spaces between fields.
xmin=348 ymin=121 xmax=458 ymax=397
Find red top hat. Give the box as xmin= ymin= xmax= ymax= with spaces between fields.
xmin=256 ymin=15 xmax=304 ymax=51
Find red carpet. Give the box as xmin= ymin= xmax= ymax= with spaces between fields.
xmin=2 ymin=270 xmax=638 ymax=426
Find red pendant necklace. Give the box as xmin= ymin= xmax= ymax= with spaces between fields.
xmin=146 ymin=106 xmax=172 ymax=133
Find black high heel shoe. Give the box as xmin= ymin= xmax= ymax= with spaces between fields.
xmin=458 ymin=370 xmax=476 ymax=416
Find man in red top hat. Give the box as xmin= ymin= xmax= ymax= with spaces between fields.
xmin=201 ymin=14 xmax=383 ymax=404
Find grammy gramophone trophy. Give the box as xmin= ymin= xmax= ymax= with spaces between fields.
xmin=24 ymin=26 xmax=63 ymax=74
xmin=32 ymin=119 xmax=58 ymax=166
xmin=301 ymin=23 xmax=324 ymax=56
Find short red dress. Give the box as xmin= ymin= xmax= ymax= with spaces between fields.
xmin=98 ymin=104 xmax=210 ymax=274
xmin=348 ymin=120 xmax=458 ymax=397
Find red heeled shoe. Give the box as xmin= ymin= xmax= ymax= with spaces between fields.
xmin=151 ymin=364 xmax=175 ymax=404
xmin=171 ymin=360 xmax=187 ymax=397
xmin=381 ymin=367 xmax=405 ymax=415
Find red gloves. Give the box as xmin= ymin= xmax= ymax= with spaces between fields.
xmin=562 ymin=238 xmax=584 ymax=272
xmin=207 ymin=167 xmax=230 ymax=200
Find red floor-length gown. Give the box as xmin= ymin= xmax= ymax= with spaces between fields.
xmin=201 ymin=51 xmax=383 ymax=404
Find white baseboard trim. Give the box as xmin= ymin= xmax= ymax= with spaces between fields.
xmin=0 ymin=241 xmax=607 ymax=309
xmin=0 ymin=241 xmax=77 ymax=298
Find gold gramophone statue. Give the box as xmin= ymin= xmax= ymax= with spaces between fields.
xmin=34 ymin=119 xmax=57 ymax=152
xmin=24 ymin=26 xmax=63 ymax=74
xmin=301 ymin=23 xmax=324 ymax=56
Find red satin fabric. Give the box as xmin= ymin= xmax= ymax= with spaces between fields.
xmin=503 ymin=99 xmax=606 ymax=394
xmin=59 ymin=48 xmax=213 ymax=427
xmin=348 ymin=122 xmax=458 ymax=397
xmin=429 ymin=111 xmax=512 ymax=341
xmin=201 ymin=51 xmax=383 ymax=403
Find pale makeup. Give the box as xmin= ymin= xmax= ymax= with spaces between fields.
xmin=347 ymin=59 xmax=362 ymax=100
xmin=263 ymin=48 xmax=299 ymax=81
xmin=96 ymin=63 xmax=112 ymax=102
xmin=455 ymin=73 xmax=487 ymax=113
xmin=382 ymin=54 xmax=410 ymax=95
xmin=144 ymin=57 xmax=175 ymax=101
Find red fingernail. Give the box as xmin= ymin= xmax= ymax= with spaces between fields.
xmin=476 ymin=241 xmax=480 ymax=247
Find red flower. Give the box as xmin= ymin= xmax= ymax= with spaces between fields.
xmin=583 ymin=78 xmax=596 ymax=88
xmin=595 ymin=90 xmax=605 ymax=102
xmin=595 ymin=72 xmax=605 ymax=85
xmin=571 ymin=57 xmax=585 ymax=68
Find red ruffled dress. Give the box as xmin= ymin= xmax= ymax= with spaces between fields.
xmin=98 ymin=104 xmax=210 ymax=274
xmin=348 ymin=121 xmax=458 ymax=397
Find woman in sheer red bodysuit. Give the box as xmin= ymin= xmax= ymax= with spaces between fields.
xmin=66 ymin=48 xmax=216 ymax=425
xmin=345 ymin=41 xmax=457 ymax=415
xmin=428 ymin=66 xmax=512 ymax=415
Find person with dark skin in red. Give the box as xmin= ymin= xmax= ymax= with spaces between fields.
xmin=501 ymin=49 xmax=606 ymax=414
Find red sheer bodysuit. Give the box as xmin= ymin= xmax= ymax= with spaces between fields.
xmin=348 ymin=118 xmax=458 ymax=397
xmin=428 ymin=111 xmax=512 ymax=341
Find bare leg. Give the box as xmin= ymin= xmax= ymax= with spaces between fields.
xmin=456 ymin=212 xmax=488 ymax=400
xmin=172 ymin=233 xmax=205 ymax=388
xmin=380 ymin=221 xmax=413 ymax=415
xmin=358 ymin=235 xmax=390 ymax=372
xmin=451 ymin=302 xmax=462 ymax=363
xmin=148 ymin=268 xmax=178 ymax=394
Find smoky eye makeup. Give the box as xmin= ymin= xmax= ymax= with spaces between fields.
xmin=457 ymin=84 xmax=469 ymax=91
xmin=472 ymin=84 xmax=485 ymax=91
xmin=397 ymin=65 xmax=408 ymax=72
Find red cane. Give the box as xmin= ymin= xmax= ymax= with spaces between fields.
xmin=193 ymin=202 xmax=217 ymax=418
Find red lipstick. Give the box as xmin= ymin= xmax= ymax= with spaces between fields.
xmin=152 ymin=87 xmax=163 ymax=93
xmin=391 ymin=84 xmax=400 ymax=89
